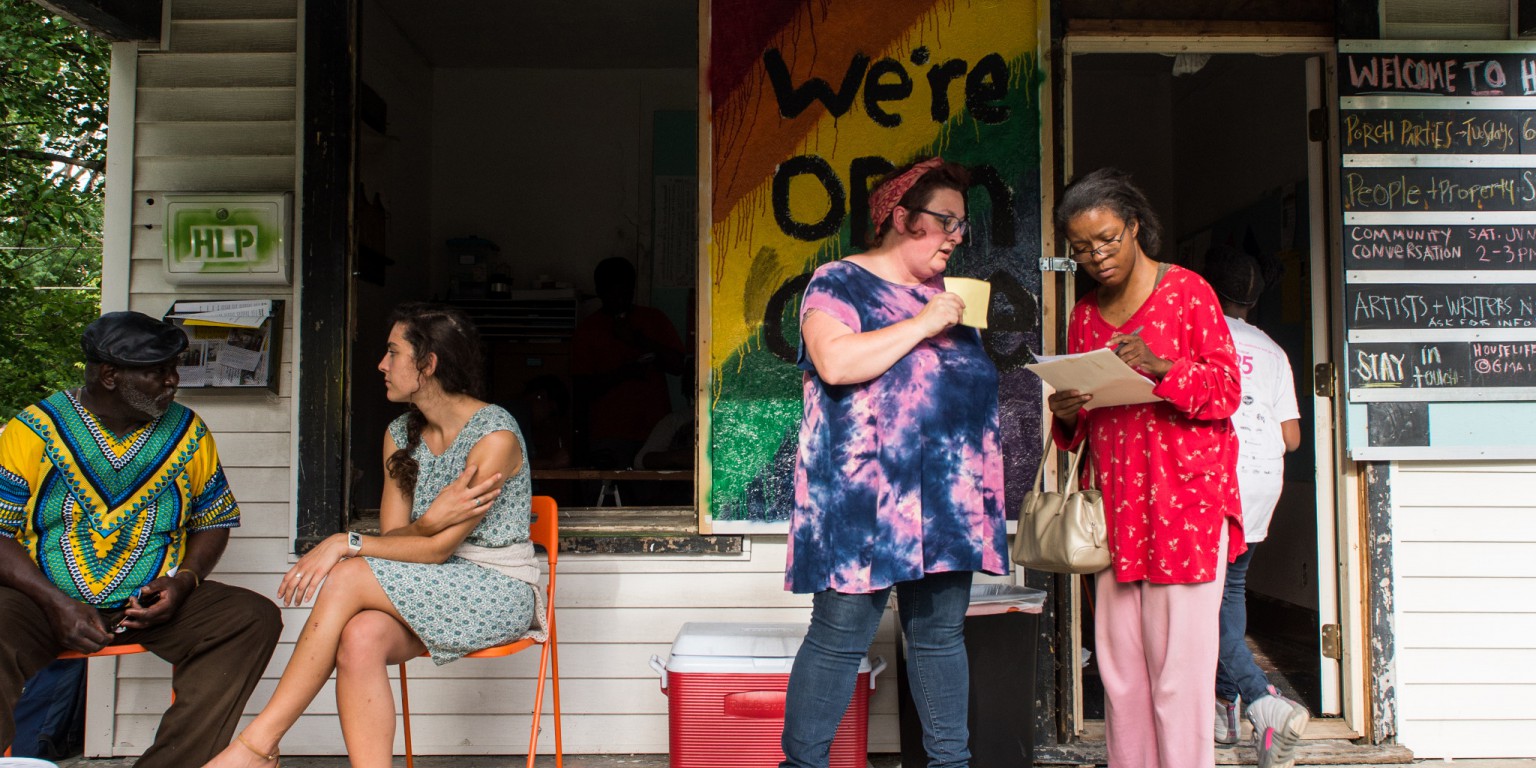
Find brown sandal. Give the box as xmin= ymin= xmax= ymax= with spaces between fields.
xmin=236 ymin=732 xmax=280 ymax=765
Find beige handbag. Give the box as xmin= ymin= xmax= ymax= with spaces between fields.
xmin=1011 ymin=440 xmax=1110 ymax=574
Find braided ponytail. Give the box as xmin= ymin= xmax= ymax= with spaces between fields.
xmin=385 ymin=407 xmax=429 ymax=499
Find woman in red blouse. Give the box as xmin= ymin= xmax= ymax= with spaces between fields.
xmin=1048 ymin=168 xmax=1244 ymax=768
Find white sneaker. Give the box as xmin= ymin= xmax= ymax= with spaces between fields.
xmin=1215 ymin=696 xmax=1240 ymax=745
xmin=1247 ymin=692 xmax=1309 ymax=768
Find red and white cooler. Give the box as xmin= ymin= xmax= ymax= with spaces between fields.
xmin=650 ymin=622 xmax=885 ymax=768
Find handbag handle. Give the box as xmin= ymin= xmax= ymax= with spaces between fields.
xmin=1063 ymin=444 xmax=1087 ymax=493
xmin=1030 ymin=438 xmax=1052 ymax=493
xmin=1077 ymin=442 xmax=1098 ymax=492
xmin=1032 ymin=436 xmax=1092 ymax=494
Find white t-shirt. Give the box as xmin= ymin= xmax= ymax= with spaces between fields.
xmin=1225 ymin=316 xmax=1301 ymax=542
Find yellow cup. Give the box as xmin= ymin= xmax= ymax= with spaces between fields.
xmin=942 ymin=276 xmax=991 ymax=329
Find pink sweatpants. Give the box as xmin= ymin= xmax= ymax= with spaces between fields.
xmin=1095 ymin=535 xmax=1228 ymax=768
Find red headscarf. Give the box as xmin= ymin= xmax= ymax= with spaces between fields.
xmin=868 ymin=157 xmax=944 ymax=240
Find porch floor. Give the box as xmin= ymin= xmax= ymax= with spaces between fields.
xmin=47 ymin=757 xmax=1536 ymax=767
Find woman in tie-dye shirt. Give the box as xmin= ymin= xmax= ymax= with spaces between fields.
xmin=779 ymin=158 xmax=1006 ymax=768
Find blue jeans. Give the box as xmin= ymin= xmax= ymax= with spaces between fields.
xmin=781 ymin=570 xmax=973 ymax=768
xmin=1216 ymin=547 xmax=1272 ymax=705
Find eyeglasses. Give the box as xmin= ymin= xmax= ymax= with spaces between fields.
xmin=1068 ymin=221 xmax=1132 ymax=263
xmin=908 ymin=207 xmax=969 ymax=236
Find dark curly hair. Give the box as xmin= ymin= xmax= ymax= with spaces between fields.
xmin=1200 ymin=245 xmax=1281 ymax=307
xmin=383 ymin=303 xmax=485 ymax=498
xmin=1054 ymin=167 xmax=1163 ymax=259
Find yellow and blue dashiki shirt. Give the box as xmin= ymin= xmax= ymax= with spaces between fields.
xmin=0 ymin=391 xmax=240 ymax=608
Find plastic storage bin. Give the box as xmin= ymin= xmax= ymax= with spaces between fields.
xmin=651 ymin=622 xmax=885 ymax=768
xmin=898 ymin=584 xmax=1046 ymax=768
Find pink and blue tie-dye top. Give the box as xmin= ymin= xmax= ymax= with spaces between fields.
xmin=787 ymin=260 xmax=1009 ymax=595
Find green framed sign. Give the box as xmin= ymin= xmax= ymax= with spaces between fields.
xmin=162 ymin=193 xmax=293 ymax=285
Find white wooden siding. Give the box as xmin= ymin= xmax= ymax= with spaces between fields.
xmin=108 ymin=0 xmax=302 ymax=756
xmin=112 ymin=538 xmax=909 ymax=755
xmin=1391 ymin=461 xmax=1536 ymax=759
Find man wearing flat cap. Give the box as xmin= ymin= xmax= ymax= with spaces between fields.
xmin=0 ymin=311 xmax=281 ymax=766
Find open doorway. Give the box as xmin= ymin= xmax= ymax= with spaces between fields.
xmin=1065 ymin=50 xmax=1338 ymax=724
xmin=344 ymin=0 xmax=700 ymax=526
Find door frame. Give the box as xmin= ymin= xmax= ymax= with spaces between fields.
xmin=1056 ymin=33 xmax=1363 ymax=738
xmin=295 ymin=0 xmax=357 ymax=554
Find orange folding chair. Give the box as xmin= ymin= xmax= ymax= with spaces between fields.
xmin=399 ymin=495 xmax=561 ymax=768
xmin=4 ymin=644 xmax=158 ymax=757
xmin=56 ymin=643 xmax=153 ymax=662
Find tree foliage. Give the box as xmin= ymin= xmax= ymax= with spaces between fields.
xmin=1 ymin=0 xmax=109 ymax=416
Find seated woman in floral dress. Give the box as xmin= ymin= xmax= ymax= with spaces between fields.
xmin=204 ymin=303 xmax=540 ymax=768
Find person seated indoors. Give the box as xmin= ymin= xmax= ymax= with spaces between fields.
xmin=629 ymin=363 xmax=697 ymax=506
xmin=570 ymin=256 xmax=686 ymax=470
xmin=0 ymin=311 xmax=281 ymax=767
xmin=633 ymin=361 xmax=696 ymax=472
xmin=508 ymin=375 xmax=573 ymax=470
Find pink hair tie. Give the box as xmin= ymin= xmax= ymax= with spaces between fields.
xmin=868 ymin=157 xmax=944 ymax=239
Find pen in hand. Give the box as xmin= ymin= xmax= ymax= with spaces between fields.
xmin=1114 ymin=326 xmax=1144 ymax=351
xmin=1110 ymin=324 xmax=1172 ymax=378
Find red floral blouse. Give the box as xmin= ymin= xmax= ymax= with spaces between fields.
xmin=1053 ymin=265 xmax=1245 ymax=584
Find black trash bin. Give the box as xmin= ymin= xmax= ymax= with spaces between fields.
xmin=897 ymin=584 xmax=1044 ymax=768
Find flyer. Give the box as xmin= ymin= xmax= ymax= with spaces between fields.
xmin=167 ymin=299 xmax=278 ymax=389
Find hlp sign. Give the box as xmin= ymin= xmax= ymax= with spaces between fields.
xmin=189 ymin=225 xmax=259 ymax=262
xmin=162 ymin=193 xmax=292 ymax=284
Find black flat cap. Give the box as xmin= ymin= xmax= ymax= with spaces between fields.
xmin=81 ymin=311 xmax=189 ymax=367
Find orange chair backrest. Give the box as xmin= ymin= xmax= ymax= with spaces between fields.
xmin=530 ymin=495 xmax=558 ymax=567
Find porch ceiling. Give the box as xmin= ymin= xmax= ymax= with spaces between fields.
xmin=29 ymin=0 xmax=159 ymax=41
xmin=370 ymin=0 xmax=697 ymax=69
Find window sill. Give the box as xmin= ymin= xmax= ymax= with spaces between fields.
xmin=349 ymin=506 xmax=742 ymax=555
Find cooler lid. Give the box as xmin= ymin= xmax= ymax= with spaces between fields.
xmin=669 ymin=621 xmax=807 ymax=659
xmin=969 ymin=583 xmax=1048 ymax=608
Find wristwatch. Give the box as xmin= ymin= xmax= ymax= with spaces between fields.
xmin=346 ymin=530 xmax=363 ymax=556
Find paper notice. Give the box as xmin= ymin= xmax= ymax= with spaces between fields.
xmin=942 ymin=276 xmax=991 ymax=329
xmin=217 ymin=344 xmax=262 ymax=372
xmin=176 ymin=365 xmax=207 ymax=387
xmin=1024 ymin=347 xmax=1162 ymax=409
xmin=168 ymin=299 xmax=272 ymax=329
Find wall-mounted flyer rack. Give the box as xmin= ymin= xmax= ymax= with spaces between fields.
xmin=164 ymin=299 xmax=284 ymax=394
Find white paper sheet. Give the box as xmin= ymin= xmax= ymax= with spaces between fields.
xmin=1025 ymin=347 xmax=1162 ymax=409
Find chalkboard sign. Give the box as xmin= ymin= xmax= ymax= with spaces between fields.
xmin=1349 ymin=341 xmax=1536 ymax=393
xmin=1346 ymin=223 xmax=1536 ymax=270
xmin=1346 ymin=283 xmax=1536 ymax=330
xmin=1342 ymin=167 xmax=1536 ymax=213
xmin=1342 ymin=110 xmax=1536 ymax=154
xmin=1341 ymin=51 xmax=1536 ymax=98
xmin=1366 ymin=402 xmax=1430 ymax=447
xmin=1339 ymin=41 xmax=1536 ymax=458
